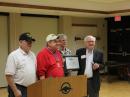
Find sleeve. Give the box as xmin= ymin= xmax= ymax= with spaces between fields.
xmin=31 ymin=52 xmax=37 ymax=69
xmin=5 ymin=53 xmax=16 ymax=75
xmin=68 ymin=48 xmax=72 ymax=55
xmin=97 ymin=51 xmax=103 ymax=64
xmin=99 ymin=52 xmax=104 ymax=69
xmin=36 ymin=52 xmax=47 ymax=78
xmin=100 ymin=52 xmax=103 ymax=64
xmin=94 ymin=51 xmax=104 ymax=70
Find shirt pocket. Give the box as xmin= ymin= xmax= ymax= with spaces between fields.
xmin=16 ymin=59 xmax=25 ymax=69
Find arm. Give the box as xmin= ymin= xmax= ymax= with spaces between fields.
xmin=93 ymin=51 xmax=103 ymax=70
xmin=6 ymin=75 xmax=22 ymax=97
xmin=5 ymin=54 xmax=22 ymax=97
xmin=37 ymin=52 xmax=47 ymax=79
xmin=39 ymin=76 xmax=45 ymax=80
xmin=98 ymin=52 xmax=104 ymax=70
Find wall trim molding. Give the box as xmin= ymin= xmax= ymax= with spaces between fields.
xmin=109 ymin=9 xmax=130 ymax=14
xmin=72 ymin=23 xmax=97 ymax=27
xmin=0 ymin=12 xmax=9 ymax=16
xmin=21 ymin=13 xmax=59 ymax=18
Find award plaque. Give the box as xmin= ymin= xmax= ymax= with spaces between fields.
xmin=64 ymin=56 xmax=79 ymax=70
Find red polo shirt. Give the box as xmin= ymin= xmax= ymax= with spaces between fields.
xmin=37 ymin=48 xmax=64 ymax=78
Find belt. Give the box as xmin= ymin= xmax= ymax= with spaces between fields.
xmin=87 ymin=77 xmax=93 ymax=80
xmin=15 ymin=83 xmax=27 ymax=88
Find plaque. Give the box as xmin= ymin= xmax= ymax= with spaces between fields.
xmin=64 ymin=56 xmax=79 ymax=70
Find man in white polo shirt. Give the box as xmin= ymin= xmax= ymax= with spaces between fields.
xmin=5 ymin=32 xmax=37 ymax=97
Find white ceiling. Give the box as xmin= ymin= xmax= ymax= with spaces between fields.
xmin=0 ymin=0 xmax=130 ymax=17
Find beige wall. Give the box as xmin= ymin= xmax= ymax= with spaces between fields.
xmin=72 ymin=26 xmax=97 ymax=51
xmin=8 ymin=14 xmax=59 ymax=54
xmin=21 ymin=16 xmax=58 ymax=54
xmin=72 ymin=17 xmax=107 ymax=61
xmin=8 ymin=14 xmax=107 ymax=60
xmin=59 ymin=17 xmax=107 ymax=61
xmin=59 ymin=16 xmax=73 ymax=51
xmin=9 ymin=13 xmax=22 ymax=52
xmin=0 ymin=15 xmax=8 ymax=87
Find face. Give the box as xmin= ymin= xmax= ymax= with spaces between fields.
xmin=56 ymin=39 xmax=62 ymax=49
xmin=85 ymin=40 xmax=95 ymax=50
xmin=19 ymin=40 xmax=32 ymax=53
xmin=47 ymin=39 xmax=58 ymax=50
xmin=59 ymin=36 xmax=67 ymax=48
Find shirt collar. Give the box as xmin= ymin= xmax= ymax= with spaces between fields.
xmin=18 ymin=47 xmax=30 ymax=55
xmin=59 ymin=47 xmax=66 ymax=51
xmin=86 ymin=49 xmax=93 ymax=54
xmin=46 ymin=47 xmax=58 ymax=54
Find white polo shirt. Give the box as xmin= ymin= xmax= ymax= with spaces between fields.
xmin=84 ymin=49 xmax=93 ymax=78
xmin=5 ymin=47 xmax=37 ymax=87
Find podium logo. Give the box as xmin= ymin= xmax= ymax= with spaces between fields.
xmin=60 ymin=82 xmax=72 ymax=94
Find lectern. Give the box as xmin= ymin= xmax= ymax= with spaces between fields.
xmin=27 ymin=75 xmax=87 ymax=97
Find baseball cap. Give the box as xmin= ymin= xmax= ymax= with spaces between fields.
xmin=19 ymin=32 xmax=36 ymax=42
xmin=46 ymin=34 xmax=58 ymax=42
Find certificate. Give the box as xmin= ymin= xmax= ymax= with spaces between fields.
xmin=64 ymin=56 xmax=79 ymax=70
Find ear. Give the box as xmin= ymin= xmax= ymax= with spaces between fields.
xmin=47 ymin=42 xmax=50 ymax=46
xmin=19 ymin=40 xmax=23 ymax=45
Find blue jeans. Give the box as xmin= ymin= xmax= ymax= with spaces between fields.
xmin=8 ymin=84 xmax=27 ymax=97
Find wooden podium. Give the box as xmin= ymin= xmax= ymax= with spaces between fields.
xmin=27 ymin=75 xmax=87 ymax=97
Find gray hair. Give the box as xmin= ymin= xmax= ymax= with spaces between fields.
xmin=57 ymin=34 xmax=67 ymax=40
xmin=84 ymin=35 xmax=96 ymax=42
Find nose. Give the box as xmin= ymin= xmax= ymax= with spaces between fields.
xmin=27 ymin=42 xmax=32 ymax=47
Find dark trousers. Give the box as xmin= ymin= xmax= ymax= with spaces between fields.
xmin=87 ymin=78 xmax=99 ymax=97
xmin=8 ymin=84 xmax=27 ymax=97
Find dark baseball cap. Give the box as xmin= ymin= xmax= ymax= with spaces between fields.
xmin=19 ymin=32 xmax=36 ymax=42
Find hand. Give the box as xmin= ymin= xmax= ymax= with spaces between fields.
xmin=40 ymin=76 xmax=45 ymax=80
xmin=93 ymin=63 xmax=100 ymax=70
xmin=14 ymin=89 xmax=22 ymax=97
xmin=63 ymin=58 xmax=65 ymax=62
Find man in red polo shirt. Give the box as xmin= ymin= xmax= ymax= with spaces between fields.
xmin=37 ymin=34 xmax=64 ymax=79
